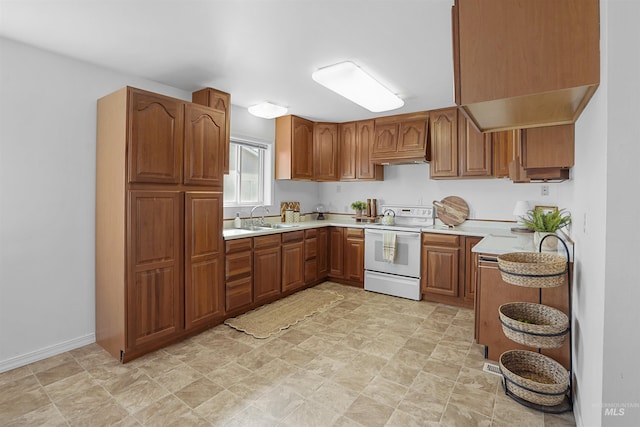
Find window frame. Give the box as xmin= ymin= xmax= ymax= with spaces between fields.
xmin=224 ymin=137 xmax=272 ymax=208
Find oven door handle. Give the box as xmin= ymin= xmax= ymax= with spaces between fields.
xmin=365 ymin=230 xmax=421 ymax=239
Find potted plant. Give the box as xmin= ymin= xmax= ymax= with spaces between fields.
xmin=350 ymin=200 xmax=367 ymax=217
xmin=520 ymin=208 xmax=571 ymax=251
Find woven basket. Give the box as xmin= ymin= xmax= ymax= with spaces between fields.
xmin=499 ymin=302 xmax=569 ymax=348
xmin=499 ymin=350 xmax=569 ymax=406
xmin=497 ymin=252 xmax=567 ymax=288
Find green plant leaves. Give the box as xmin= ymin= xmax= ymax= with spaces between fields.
xmin=521 ymin=209 xmax=571 ymax=232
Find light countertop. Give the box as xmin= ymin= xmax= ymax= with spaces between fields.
xmin=223 ymin=216 xmax=572 ymax=260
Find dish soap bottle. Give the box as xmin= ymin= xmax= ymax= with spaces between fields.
xmin=234 ymin=213 xmax=242 ymax=228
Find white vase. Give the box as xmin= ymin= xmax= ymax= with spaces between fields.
xmin=534 ymin=231 xmax=558 ymax=251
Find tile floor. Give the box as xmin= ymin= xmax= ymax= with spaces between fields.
xmin=0 ymin=282 xmax=576 ymax=426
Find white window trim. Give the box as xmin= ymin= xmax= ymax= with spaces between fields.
xmin=224 ymin=136 xmax=273 ymax=209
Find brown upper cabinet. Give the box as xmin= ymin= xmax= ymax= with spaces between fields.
xmin=430 ymin=107 xmax=494 ymax=179
xmin=128 ymin=89 xmax=184 ymax=184
xmin=372 ymin=111 xmax=430 ymax=164
xmin=313 ymin=123 xmax=340 ymax=181
xmin=340 ymin=120 xmax=383 ymax=181
xmin=509 ymin=124 xmax=575 ymax=183
xmin=191 ymin=88 xmax=231 ymax=174
xmin=275 ymin=115 xmax=314 ymax=180
xmin=452 ymin=0 xmax=600 ymax=132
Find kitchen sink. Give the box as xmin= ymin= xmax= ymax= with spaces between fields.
xmin=242 ymin=223 xmax=300 ymax=231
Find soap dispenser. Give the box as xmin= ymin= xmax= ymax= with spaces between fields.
xmin=234 ymin=213 xmax=242 ymax=228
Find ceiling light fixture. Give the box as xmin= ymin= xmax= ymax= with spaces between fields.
xmin=311 ymin=61 xmax=404 ymax=112
xmin=248 ymin=102 xmax=288 ymax=119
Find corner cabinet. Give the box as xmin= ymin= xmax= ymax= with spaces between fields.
xmin=96 ymin=87 xmax=225 ymax=363
xmin=452 ymin=0 xmax=600 ymax=131
xmin=275 ymin=115 xmax=314 ymax=180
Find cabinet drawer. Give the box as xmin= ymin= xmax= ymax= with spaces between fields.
xmin=282 ymin=230 xmax=304 ymax=243
xmin=345 ymin=228 xmax=364 ymax=239
xmin=226 ymin=238 xmax=252 ymax=254
xmin=253 ymin=234 xmax=281 ymax=249
xmin=225 ymin=251 xmax=251 ymax=280
xmin=422 ymin=233 xmax=460 ymax=246
xmin=305 ymin=238 xmax=317 ymax=260
xmin=226 ymin=277 xmax=252 ymax=312
xmin=304 ymin=228 xmax=318 ymax=239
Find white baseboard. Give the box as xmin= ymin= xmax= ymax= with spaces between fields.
xmin=0 ymin=333 xmax=96 ymax=373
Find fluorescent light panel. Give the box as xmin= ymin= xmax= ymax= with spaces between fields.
xmin=312 ymin=61 xmax=404 ymax=112
xmin=248 ymin=102 xmax=288 ymax=119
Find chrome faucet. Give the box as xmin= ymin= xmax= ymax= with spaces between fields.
xmin=250 ymin=205 xmax=269 ymax=226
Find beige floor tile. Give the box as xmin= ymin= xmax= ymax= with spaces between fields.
xmin=3 ymin=403 xmax=67 ymax=427
xmin=281 ymin=399 xmax=340 ymax=427
xmin=54 ymin=384 xmax=126 ymax=425
xmin=0 ymin=365 xmax=32 ymax=386
xmin=251 ymin=385 xmax=305 ymax=419
xmin=409 ymin=371 xmax=455 ymax=404
xmin=378 ymin=358 xmax=421 ymax=387
xmin=224 ymin=405 xmax=279 ymax=427
xmin=362 ymin=375 xmax=408 ymax=407
xmin=448 ymin=382 xmax=496 ymax=418
xmin=174 ymin=377 xmax=224 ymax=409
xmin=456 ymin=365 xmax=501 ymax=394
xmin=386 ymin=408 xmax=440 ymax=427
xmin=344 ymin=395 xmax=394 ymax=427
xmin=310 ymin=380 xmax=360 ymax=414
xmin=155 ymin=363 xmax=205 ymax=393
xmin=206 ymin=361 xmax=253 ymax=387
xmin=389 ymin=347 xmax=431 ymax=370
xmin=28 ymin=353 xmax=76 ymax=374
xmin=35 ymin=360 xmax=84 ymax=386
xmin=280 ymin=369 xmax=326 ymax=397
xmin=193 ymin=389 xmax=249 ymax=424
xmin=111 ymin=375 xmax=170 ymax=414
xmin=493 ymin=389 xmax=545 ymax=426
xmin=396 ymin=393 xmax=446 ymax=423
xmin=440 ymin=402 xmax=492 ymax=427
xmin=304 ymin=354 xmax=347 ymax=378
xmin=0 ymin=385 xmax=52 ymax=425
xmin=44 ymin=371 xmax=99 ymax=402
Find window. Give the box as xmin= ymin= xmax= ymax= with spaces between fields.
xmin=224 ymin=138 xmax=272 ymax=207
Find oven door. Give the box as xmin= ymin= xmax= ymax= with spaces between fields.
xmin=364 ymin=229 xmax=421 ymax=278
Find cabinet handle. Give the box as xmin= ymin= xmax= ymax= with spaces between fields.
xmin=479 ymin=255 xmax=498 ymax=263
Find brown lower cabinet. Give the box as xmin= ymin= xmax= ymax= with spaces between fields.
xmin=282 ymin=231 xmax=305 ymax=292
xmin=421 ymin=233 xmax=482 ymax=309
xmin=328 ymin=227 xmax=364 ymax=287
xmin=253 ymin=234 xmax=282 ymax=304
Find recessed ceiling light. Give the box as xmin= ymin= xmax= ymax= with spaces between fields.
xmin=248 ymin=102 xmax=288 ymax=119
xmin=311 ymin=61 xmax=404 ymax=112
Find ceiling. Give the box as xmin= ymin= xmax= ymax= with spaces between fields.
xmin=0 ymin=0 xmax=455 ymax=123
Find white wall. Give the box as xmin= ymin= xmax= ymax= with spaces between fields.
xmin=601 ymin=1 xmax=640 ymax=425
xmin=319 ymin=164 xmax=571 ymax=222
xmin=0 ymin=37 xmax=192 ymax=370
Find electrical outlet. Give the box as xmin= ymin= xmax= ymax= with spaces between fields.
xmin=541 ymin=185 xmax=549 ymax=196
xmin=583 ymin=213 xmax=587 ymax=233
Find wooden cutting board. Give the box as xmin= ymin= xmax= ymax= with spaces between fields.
xmin=433 ymin=196 xmax=469 ymax=226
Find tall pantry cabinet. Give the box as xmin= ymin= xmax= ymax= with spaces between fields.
xmin=96 ymin=87 xmax=226 ymax=362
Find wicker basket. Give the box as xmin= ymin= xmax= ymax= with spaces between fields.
xmin=497 ymin=252 xmax=567 ymax=288
xmin=499 ymin=350 xmax=569 ymax=406
xmin=499 ymin=302 xmax=569 ymax=348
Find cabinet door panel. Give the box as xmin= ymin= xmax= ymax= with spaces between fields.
xmin=254 ymin=246 xmax=282 ymax=303
xmin=314 ymin=123 xmax=339 ymax=181
xmin=282 ymin=241 xmax=305 ymax=292
xmin=398 ymin=119 xmax=428 ymax=153
xmin=292 ymin=117 xmax=314 ymax=180
xmin=344 ymin=237 xmax=364 ymax=284
xmin=184 ymin=104 xmax=225 ymax=187
xmin=430 ymin=109 xmax=458 ymax=178
xmin=127 ymin=191 xmax=182 ymax=349
xmin=328 ymin=227 xmax=344 ymax=278
xmin=422 ymin=246 xmax=460 ymax=297
xmin=317 ymin=228 xmax=329 ymax=279
xmin=128 ymin=90 xmax=183 ymax=184
xmin=185 ymin=192 xmax=223 ymax=329
xmin=459 ymin=115 xmax=492 ymax=177
xmin=191 ymin=88 xmax=231 ymax=175
xmin=356 ymin=120 xmax=382 ymax=180
xmin=371 ymin=123 xmax=398 ymax=158
xmin=339 ymin=122 xmax=357 ymax=180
